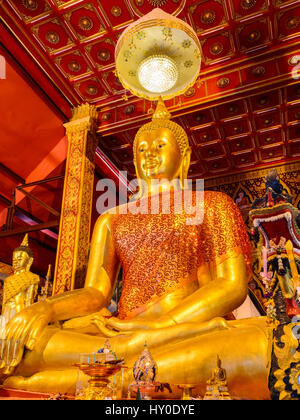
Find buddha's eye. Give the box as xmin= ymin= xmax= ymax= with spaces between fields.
xmin=157 ymin=143 xmax=166 ymax=149
xmin=138 ymin=144 xmax=147 ymax=152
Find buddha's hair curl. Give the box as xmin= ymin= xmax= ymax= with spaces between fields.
xmin=133 ymin=119 xmax=190 ymax=165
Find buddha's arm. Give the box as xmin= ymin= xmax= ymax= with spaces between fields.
xmin=166 ymin=253 xmax=248 ymax=324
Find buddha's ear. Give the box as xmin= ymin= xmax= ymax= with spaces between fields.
xmin=180 ymin=147 xmax=191 ymax=189
xmin=133 ymin=162 xmax=146 ymax=200
xmin=26 ymin=257 xmax=34 ymax=270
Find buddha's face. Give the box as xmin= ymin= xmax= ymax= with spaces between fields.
xmin=12 ymin=250 xmax=32 ymax=273
xmin=135 ymin=128 xmax=183 ymax=182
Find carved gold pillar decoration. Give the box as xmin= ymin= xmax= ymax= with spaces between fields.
xmin=53 ymin=104 xmax=98 ymax=295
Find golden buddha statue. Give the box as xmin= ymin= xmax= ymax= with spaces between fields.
xmin=1 ymin=235 xmax=39 ymax=322
xmin=203 ymin=356 xmax=232 ymax=400
xmin=0 ymin=101 xmax=270 ymax=400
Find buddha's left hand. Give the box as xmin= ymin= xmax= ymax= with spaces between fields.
xmin=91 ymin=314 xmax=175 ymax=337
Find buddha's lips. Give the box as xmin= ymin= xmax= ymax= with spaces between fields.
xmin=143 ymin=158 xmax=161 ymax=170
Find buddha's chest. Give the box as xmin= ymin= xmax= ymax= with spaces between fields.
xmin=111 ymin=212 xmax=200 ymax=269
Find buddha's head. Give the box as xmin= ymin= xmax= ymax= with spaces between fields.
xmin=133 ymin=99 xmax=191 ymax=188
xmin=12 ymin=234 xmax=34 ymax=274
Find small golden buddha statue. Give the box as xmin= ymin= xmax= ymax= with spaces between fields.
xmin=2 ymin=235 xmax=39 ymax=322
xmin=203 ymin=356 xmax=232 ymax=400
xmin=0 ymin=100 xmax=269 ymax=400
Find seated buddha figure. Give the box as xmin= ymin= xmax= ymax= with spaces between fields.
xmin=2 ymin=235 xmax=39 ymax=322
xmin=1 ymin=101 xmax=269 ymax=400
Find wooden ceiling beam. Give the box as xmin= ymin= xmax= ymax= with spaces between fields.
xmin=0 ymin=163 xmax=24 ymax=184
xmin=0 ymin=220 xmax=59 ymax=238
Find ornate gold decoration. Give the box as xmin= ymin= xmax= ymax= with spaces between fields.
xmin=194 ymin=113 xmax=206 ymax=123
xmin=111 ymin=6 xmax=122 ymax=17
xmin=227 ymin=104 xmax=238 ymax=113
xmin=286 ymin=16 xmax=300 ymax=30
xmin=124 ymin=104 xmax=135 ymax=115
xmin=252 ymin=66 xmax=266 ymax=77
xmin=265 ymin=136 xmax=274 ymax=143
xmin=97 ymin=49 xmax=111 ymax=62
xmin=22 ymin=0 xmax=38 ymax=10
xmin=210 ymin=42 xmax=223 ymax=56
xmin=247 ymin=30 xmax=261 ymax=42
xmin=182 ymin=39 xmax=192 ymax=48
xmin=241 ymin=0 xmax=257 ymax=9
xmin=201 ymin=133 xmax=210 ymax=141
xmin=46 ymin=31 xmax=60 ymax=44
xmin=86 ymin=85 xmax=99 ymax=95
xmin=53 ymin=104 xmax=98 ymax=294
xmin=101 ymin=112 xmax=111 ymax=122
xmin=78 ymin=17 xmax=94 ymax=31
xmin=201 ymin=10 xmax=216 ymax=24
xmin=258 ymin=95 xmax=270 ymax=106
xmin=273 ymin=323 xmax=300 ymax=400
xmin=289 ymin=56 xmax=300 ymax=66
xmin=217 ymin=77 xmax=230 ymax=88
xmin=136 ymin=0 xmax=144 ymax=5
xmin=233 ymin=125 xmax=242 ymax=133
xmin=148 ymin=0 xmax=168 ymax=6
xmin=263 ymin=117 xmax=274 ymax=126
xmin=68 ymin=60 xmax=82 ymax=72
xmin=184 ymin=87 xmax=196 ymax=97
xmin=74 ymin=360 xmax=123 ymax=400
xmin=184 ymin=60 xmax=193 ymax=68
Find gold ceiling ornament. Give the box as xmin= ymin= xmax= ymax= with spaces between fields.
xmin=78 ymin=16 xmax=94 ymax=31
xmin=241 ymin=0 xmax=257 ymax=9
xmin=46 ymin=31 xmax=60 ymax=44
xmin=217 ymin=77 xmax=230 ymax=88
xmin=115 ymin=8 xmax=201 ymax=101
xmin=22 ymin=0 xmax=38 ymax=11
xmin=210 ymin=42 xmax=223 ymax=56
xmin=286 ymin=16 xmax=300 ymax=30
xmin=148 ymin=0 xmax=168 ymax=6
xmin=111 ymin=6 xmax=122 ymax=17
xmin=201 ymin=10 xmax=216 ymax=24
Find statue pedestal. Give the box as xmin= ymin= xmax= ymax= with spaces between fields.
xmin=203 ymin=385 xmax=232 ymax=400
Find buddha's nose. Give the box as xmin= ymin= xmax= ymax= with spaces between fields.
xmin=146 ymin=144 xmax=157 ymax=157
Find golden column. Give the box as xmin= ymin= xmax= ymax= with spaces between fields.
xmin=53 ymin=104 xmax=98 ymax=295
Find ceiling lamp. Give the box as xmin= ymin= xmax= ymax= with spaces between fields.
xmin=115 ymin=8 xmax=201 ymax=101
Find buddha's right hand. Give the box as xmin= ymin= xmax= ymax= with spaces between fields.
xmin=0 ymin=300 xmax=53 ymax=375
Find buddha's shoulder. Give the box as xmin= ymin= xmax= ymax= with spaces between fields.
xmin=5 ymin=272 xmax=39 ymax=283
xmin=94 ymin=204 xmax=127 ymax=226
xmin=202 ymin=190 xmax=237 ymax=210
xmin=204 ymin=190 xmax=234 ymax=201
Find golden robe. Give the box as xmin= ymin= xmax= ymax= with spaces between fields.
xmin=111 ymin=191 xmax=251 ymax=320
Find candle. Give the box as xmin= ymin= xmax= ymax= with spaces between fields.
xmin=262 ymin=246 xmax=268 ymax=278
xmin=12 ymin=340 xmax=20 ymax=362
xmin=6 ymin=338 xmax=11 ymax=365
